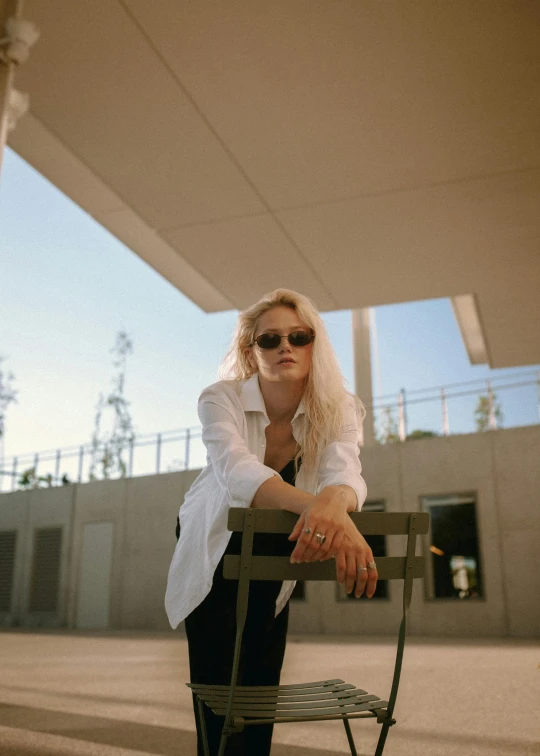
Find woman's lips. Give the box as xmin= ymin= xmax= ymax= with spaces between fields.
xmin=278 ymin=359 xmax=296 ymax=365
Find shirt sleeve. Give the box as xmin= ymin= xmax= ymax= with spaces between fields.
xmin=316 ymin=398 xmax=367 ymax=511
xmin=198 ymin=389 xmax=280 ymax=508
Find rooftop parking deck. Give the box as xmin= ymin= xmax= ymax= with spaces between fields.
xmin=0 ymin=630 xmax=538 ymax=756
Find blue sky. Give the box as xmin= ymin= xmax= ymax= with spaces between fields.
xmin=0 ymin=148 xmax=538 ymax=483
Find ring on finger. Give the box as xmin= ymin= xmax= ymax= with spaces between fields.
xmin=304 ymin=528 xmax=312 ymax=535
xmin=315 ymin=532 xmax=326 ymax=545
xmin=367 ymin=561 xmax=377 ymax=570
xmin=357 ymin=565 xmax=368 ymax=573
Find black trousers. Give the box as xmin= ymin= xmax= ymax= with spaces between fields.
xmin=179 ymin=520 xmax=292 ymax=756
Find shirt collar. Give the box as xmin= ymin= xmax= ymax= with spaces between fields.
xmin=240 ymin=373 xmax=305 ymax=422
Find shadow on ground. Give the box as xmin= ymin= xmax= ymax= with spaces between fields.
xmin=0 ymin=702 xmax=369 ymax=756
xmin=1 ymin=701 xmax=536 ymax=756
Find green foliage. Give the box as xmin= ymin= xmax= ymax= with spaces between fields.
xmin=88 ymin=331 xmax=135 ymax=480
xmin=406 ymin=429 xmax=438 ymax=440
xmin=474 ymin=393 xmax=503 ymax=431
xmin=18 ymin=468 xmax=53 ymax=489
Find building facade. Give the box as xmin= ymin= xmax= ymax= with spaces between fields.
xmin=1 ymin=425 xmax=539 ymax=638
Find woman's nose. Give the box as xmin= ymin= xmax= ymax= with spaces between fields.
xmin=278 ymin=338 xmax=292 ymax=352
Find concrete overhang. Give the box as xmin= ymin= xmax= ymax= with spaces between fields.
xmin=6 ymin=1 xmax=540 ymax=367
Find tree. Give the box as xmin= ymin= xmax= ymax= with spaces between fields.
xmin=474 ymin=392 xmax=503 ymax=432
xmin=88 ymin=331 xmax=135 ymax=480
xmin=0 ymin=356 xmax=18 ymax=441
xmin=376 ymin=406 xmax=399 ymax=444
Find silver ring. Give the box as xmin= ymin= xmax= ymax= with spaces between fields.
xmin=315 ymin=532 xmax=326 ymax=545
xmin=304 ymin=527 xmax=312 ymax=535
xmin=367 ymin=561 xmax=377 ymax=570
xmin=357 ymin=565 xmax=368 ymax=572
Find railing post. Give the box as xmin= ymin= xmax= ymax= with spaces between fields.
xmin=185 ymin=428 xmax=191 ymax=470
xmin=78 ymin=445 xmax=84 ymax=483
xmin=11 ymin=456 xmax=18 ymax=491
xmin=401 ymin=388 xmax=408 ymax=438
xmin=156 ymin=433 xmax=162 ymax=474
xmin=55 ymin=449 xmax=61 ymax=485
xmin=397 ymin=391 xmax=406 ymax=441
xmin=487 ymin=380 xmax=497 ymax=430
xmin=441 ymin=388 xmax=450 ymax=436
xmin=128 ymin=437 xmax=134 ymax=477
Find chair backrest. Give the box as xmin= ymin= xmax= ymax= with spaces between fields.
xmin=223 ymin=508 xmax=429 ymax=584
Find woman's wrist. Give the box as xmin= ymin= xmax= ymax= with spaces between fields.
xmin=317 ymin=485 xmax=357 ymax=513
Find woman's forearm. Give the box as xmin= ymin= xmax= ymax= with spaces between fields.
xmin=251 ymin=476 xmax=315 ymax=514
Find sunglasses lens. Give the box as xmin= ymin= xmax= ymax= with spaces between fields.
xmin=289 ymin=331 xmax=314 ymax=346
xmin=256 ymin=333 xmax=282 ymax=349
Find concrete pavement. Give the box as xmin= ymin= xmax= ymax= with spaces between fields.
xmin=0 ymin=630 xmax=538 ymax=756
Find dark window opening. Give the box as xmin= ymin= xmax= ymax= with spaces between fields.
xmin=422 ymin=496 xmax=483 ymax=600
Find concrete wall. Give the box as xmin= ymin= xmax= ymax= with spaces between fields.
xmin=1 ymin=426 xmax=539 ymax=637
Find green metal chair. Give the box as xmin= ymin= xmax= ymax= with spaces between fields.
xmin=188 ymin=507 xmax=429 ymax=756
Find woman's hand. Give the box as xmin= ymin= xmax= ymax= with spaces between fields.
xmin=331 ymin=518 xmax=378 ymax=598
xmin=288 ymin=488 xmax=378 ymax=598
xmin=288 ymin=486 xmax=353 ymax=564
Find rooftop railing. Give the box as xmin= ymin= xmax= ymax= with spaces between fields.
xmin=1 ymin=370 xmax=538 ymax=492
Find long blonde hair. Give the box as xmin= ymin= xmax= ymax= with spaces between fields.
xmin=219 ymin=289 xmax=365 ymax=482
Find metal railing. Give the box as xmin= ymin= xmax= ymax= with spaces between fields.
xmin=1 ymin=370 xmax=539 ymax=492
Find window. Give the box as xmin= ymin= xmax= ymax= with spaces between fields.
xmin=421 ymin=494 xmax=483 ymax=600
xmin=337 ymin=501 xmax=388 ymax=601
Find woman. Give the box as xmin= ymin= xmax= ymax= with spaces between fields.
xmin=165 ymin=289 xmax=378 ymax=755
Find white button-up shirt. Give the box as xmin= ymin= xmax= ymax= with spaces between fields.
xmin=164 ymin=373 xmax=367 ymax=629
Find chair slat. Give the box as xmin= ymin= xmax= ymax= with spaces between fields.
xmin=227 ymin=508 xmax=429 ymax=535
xmin=211 ymin=698 xmax=387 ymax=719
xmin=207 ymin=692 xmax=378 ymax=712
xmin=187 ymin=679 xmax=345 ymax=693
xmin=200 ymin=688 xmax=368 ymax=705
xmin=223 ymin=554 xmax=425 ymax=581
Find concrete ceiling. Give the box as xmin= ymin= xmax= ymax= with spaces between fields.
xmin=7 ymin=0 xmax=540 ymax=367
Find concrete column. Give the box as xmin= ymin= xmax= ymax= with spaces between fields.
xmin=351 ymin=308 xmax=375 ymax=446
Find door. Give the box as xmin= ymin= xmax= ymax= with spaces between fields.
xmin=76 ymin=522 xmax=114 ymax=629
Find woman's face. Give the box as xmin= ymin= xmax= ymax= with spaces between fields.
xmin=249 ymin=306 xmax=313 ymax=385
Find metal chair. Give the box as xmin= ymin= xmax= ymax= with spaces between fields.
xmin=188 ymin=507 xmax=429 ymax=756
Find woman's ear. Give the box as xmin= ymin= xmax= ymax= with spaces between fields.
xmin=245 ymin=346 xmax=257 ymax=370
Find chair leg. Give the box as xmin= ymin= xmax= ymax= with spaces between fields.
xmin=343 ymin=718 xmax=358 ymax=756
xmin=217 ymin=728 xmax=229 ymax=756
xmin=374 ymin=722 xmax=391 ymax=756
xmin=196 ymin=698 xmax=211 ymax=756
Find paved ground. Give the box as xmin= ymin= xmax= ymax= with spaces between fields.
xmin=0 ymin=630 xmax=538 ymax=756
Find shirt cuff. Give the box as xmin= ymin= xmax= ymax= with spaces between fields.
xmin=316 ymin=475 xmax=367 ymax=511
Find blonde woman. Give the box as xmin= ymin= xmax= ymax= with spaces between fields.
xmin=165 ymin=289 xmax=378 ymax=756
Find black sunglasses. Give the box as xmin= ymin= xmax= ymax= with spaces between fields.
xmin=252 ymin=330 xmax=315 ymax=350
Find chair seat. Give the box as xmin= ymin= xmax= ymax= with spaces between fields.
xmin=187 ymin=678 xmax=389 ymax=723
